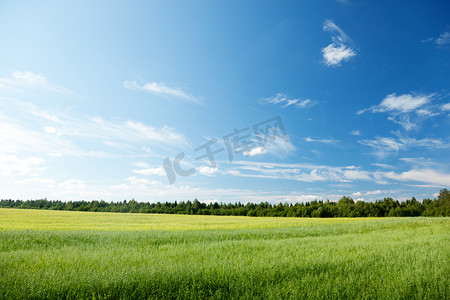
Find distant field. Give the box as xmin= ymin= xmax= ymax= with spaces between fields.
xmin=0 ymin=208 xmax=448 ymax=299
xmin=0 ymin=208 xmax=375 ymax=231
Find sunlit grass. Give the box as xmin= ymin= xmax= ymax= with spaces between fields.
xmin=0 ymin=208 xmax=373 ymax=231
xmin=0 ymin=208 xmax=448 ymax=299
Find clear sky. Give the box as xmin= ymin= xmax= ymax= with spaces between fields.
xmin=0 ymin=0 xmax=449 ymax=203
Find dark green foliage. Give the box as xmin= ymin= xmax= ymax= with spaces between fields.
xmin=1 ymin=189 xmax=449 ymax=217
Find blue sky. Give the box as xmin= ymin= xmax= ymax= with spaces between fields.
xmin=0 ymin=0 xmax=449 ymax=203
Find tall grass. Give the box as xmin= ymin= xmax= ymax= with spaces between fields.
xmin=0 ymin=209 xmax=448 ymax=299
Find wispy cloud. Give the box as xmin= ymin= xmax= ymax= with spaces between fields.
xmin=365 ymin=190 xmax=383 ymax=195
xmin=305 ymin=137 xmax=339 ymax=144
xmin=387 ymin=115 xmax=417 ymax=131
xmin=123 ymin=80 xmax=202 ymax=104
xmin=133 ymin=167 xmax=166 ymax=176
xmin=196 ymin=166 xmax=218 ymax=176
xmin=243 ymin=134 xmax=296 ymax=158
xmin=110 ymin=176 xmax=162 ymax=191
xmin=227 ymin=161 xmax=371 ymax=183
xmin=435 ymin=31 xmax=450 ymax=46
xmin=442 ymin=103 xmax=450 ymax=111
xmin=263 ymin=93 xmax=317 ymax=109
xmin=59 ymin=179 xmax=86 ymax=190
xmin=399 ymin=157 xmax=440 ymax=168
xmin=0 ymin=74 xmax=194 ymax=200
xmin=13 ymin=177 xmax=55 ymax=187
xmin=359 ymin=135 xmax=448 ymax=158
xmin=225 ymin=160 xmax=450 ymax=187
xmin=350 ymin=130 xmax=361 ymax=136
xmin=0 ymin=99 xmax=189 ymax=158
xmin=0 ymin=154 xmax=46 ymax=176
xmin=89 ymin=117 xmax=189 ymax=148
xmin=357 ymin=93 xmax=439 ymax=130
xmin=384 ymin=169 xmax=450 ymax=186
xmin=360 ymin=137 xmax=403 ymax=152
xmin=358 ymin=93 xmax=432 ymax=114
xmin=322 ymin=20 xmax=356 ymax=66
xmin=243 ymin=147 xmax=265 ymax=157
xmin=0 ymin=71 xmax=72 ymax=95
xmin=371 ymin=163 xmax=393 ymax=169
xmin=415 ymin=109 xmax=440 ymax=117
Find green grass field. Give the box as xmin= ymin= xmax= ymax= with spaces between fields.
xmin=0 ymin=209 xmax=448 ymax=299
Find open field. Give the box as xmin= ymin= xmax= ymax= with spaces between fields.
xmin=0 ymin=209 xmax=448 ymax=299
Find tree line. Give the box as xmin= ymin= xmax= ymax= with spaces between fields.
xmin=1 ymin=189 xmax=448 ymax=217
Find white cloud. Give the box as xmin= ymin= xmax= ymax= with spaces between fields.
xmin=110 ymin=176 xmax=161 ymax=191
xmin=384 ymin=169 xmax=450 ymax=186
xmin=46 ymin=153 xmax=63 ymax=157
xmin=59 ymin=179 xmax=86 ymax=190
xmin=119 ymin=120 xmax=188 ymax=147
xmin=442 ymin=103 xmax=450 ymax=111
xmin=133 ymin=162 xmax=150 ymax=168
xmin=11 ymin=71 xmax=47 ymax=84
xmin=357 ymin=93 xmax=439 ymax=130
xmin=123 ymin=80 xmax=202 ymax=104
xmin=296 ymin=99 xmax=315 ymax=108
xmin=244 ymin=134 xmax=296 ymax=158
xmin=0 ymin=99 xmax=189 ymax=157
xmin=0 ymin=71 xmax=72 ymax=94
xmin=365 ymin=190 xmax=382 ymax=195
xmin=350 ymin=130 xmax=361 ymax=136
xmin=224 ymin=160 xmax=450 ymax=189
xmin=400 ymin=137 xmax=446 ymax=148
xmin=133 ymin=167 xmax=166 ymax=176
xmin=387 ymin=115 xmax=416 ymax=131
xmin=416 ymin=109 xmax=440 ymax=117
xmin=305 ymin=137 xmax=338 ymax=144
xmin=360 ymin=136 xmax=448 ymax=158
xmin=371 ymin=163 xmax=393 ymax=169
xmin=0 ymin=154 xmax=46 ymax=176
xmin=343 ymin=169 xmax=371 ymax=181
xmin=0 ymin=71 xmax=46 ymax=89
xmin=322 ymin=44 xmax=356 ymax=66
xmin=265 ymin=135 xmax=297 ymax=157
xmin=13 ymin=177 xmax=55 ymax=186
xmin=435 ymin=32 xmax=450 ymax=46
xmin=227 ymin=161 xmax=373 ymax=183
xmin=263 ymin=93 xmax=317 ymax=109
xmin=322 ymin=20 xmax=356 ymax=66
xmin=359 ymin=93 xmax=432 ymax=114
xmin=0 ymin=118 xmax=72 ymax=155
xmin=380 ymin=93 xmax=430 ymax=113
xmin=43 ymin=126 xmax=57 ymax=134
xmin=127 ymin=176 xmax=160 ymax=186
xmin=243 ymin=146 xmax=265 ymax=157
xmin=323 ymin=20 xmax=351 ymax=42
xmin=399 ymin=157 xmax=440 ymax=168
xmin=197 ymin=166 xmax=218 ymax=176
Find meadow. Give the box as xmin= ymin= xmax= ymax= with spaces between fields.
xmin=0 ymin=208 xmax=448 ymax=299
